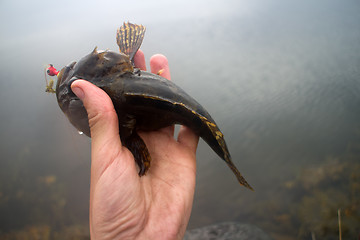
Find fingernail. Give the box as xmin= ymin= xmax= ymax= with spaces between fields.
xmin=71 ymin=86 xmax=85 ymax=100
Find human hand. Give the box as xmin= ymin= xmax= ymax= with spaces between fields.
xmin=71 ymin=50 xmax=199 ymax=240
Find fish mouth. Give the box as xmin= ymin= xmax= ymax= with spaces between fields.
xmin=56 ymin=62 xmax=76 ymax=87
xmin=56 ymin=61 xmax=81 ymax=114
xmin=57 ymin=76 xmax=81 ymax=110
xmin=56 ymin=73 xmax=90 ymax=136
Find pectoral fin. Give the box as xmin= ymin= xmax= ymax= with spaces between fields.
xmin=124 ymin=132 xmax=151 ymax=176
xmin=119 ymin=114 xmax=150 ymax=175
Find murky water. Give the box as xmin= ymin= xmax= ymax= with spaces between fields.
xmin=0 ymin=0 xmax=359 ymax=239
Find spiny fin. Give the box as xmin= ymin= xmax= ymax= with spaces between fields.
xmin=116 ymin=22 xmax=146 ymax=62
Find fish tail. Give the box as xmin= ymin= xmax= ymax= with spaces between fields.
xmin=224 ymin=153 xmax=254 ymax=191
xmin=200 ymin=115 xmax=253 ymax=190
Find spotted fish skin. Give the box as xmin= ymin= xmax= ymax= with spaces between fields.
xmin=54 ymin=22 xmax=253 ymax=190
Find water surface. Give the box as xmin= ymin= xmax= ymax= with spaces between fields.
xmin=0 ymin=0 xmax=359 ymax=239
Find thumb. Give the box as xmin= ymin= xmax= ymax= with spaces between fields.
xmin=70 ymin=80 xmax=122 ymax=154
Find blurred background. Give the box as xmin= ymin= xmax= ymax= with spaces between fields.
xmin=0 ymin=0 xmax=359 ymax=239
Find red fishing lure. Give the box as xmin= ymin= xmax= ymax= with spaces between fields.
xmin=44 ymin=64 xmax=58 ymax=93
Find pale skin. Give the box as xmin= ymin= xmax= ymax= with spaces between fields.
xmin=71 ymin=50 xmax=199 ymax=240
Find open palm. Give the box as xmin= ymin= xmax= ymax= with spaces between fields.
xmin=71 ymin=50 xmax=199 ymax=240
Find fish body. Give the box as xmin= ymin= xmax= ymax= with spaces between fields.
xmin=54 ymin=22 xmax=252 ymax=190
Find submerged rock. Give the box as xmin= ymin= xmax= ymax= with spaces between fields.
xmin=184 ymin=222 xmax=273 ymax=240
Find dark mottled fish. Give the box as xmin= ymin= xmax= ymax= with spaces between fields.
xmin=54 ymin=22 xmax=253 ymax=190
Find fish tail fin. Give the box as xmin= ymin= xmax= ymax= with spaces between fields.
xmin=200 ymin=115 xmax=253 ymax=190
xmin=224 ymin=153 xmax=254 ymax=191
xmin=116 ymin=22 xmax=146 ymax=62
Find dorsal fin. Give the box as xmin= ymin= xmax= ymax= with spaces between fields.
xmin=116 ymin=22 xmax=146 ymax=62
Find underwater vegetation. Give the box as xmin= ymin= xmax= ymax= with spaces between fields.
xmin=0 ymin=141 xmax=359 ymax=239
xmin=0 ymin=146 xmax=90 ymax=239
xmin=256 ymin=141 xmax=360 ymax=240
xmin=293 ymin=158 xmax=359 ymax=239
xmin=0 ymin=225 xmax=89 ymax=240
